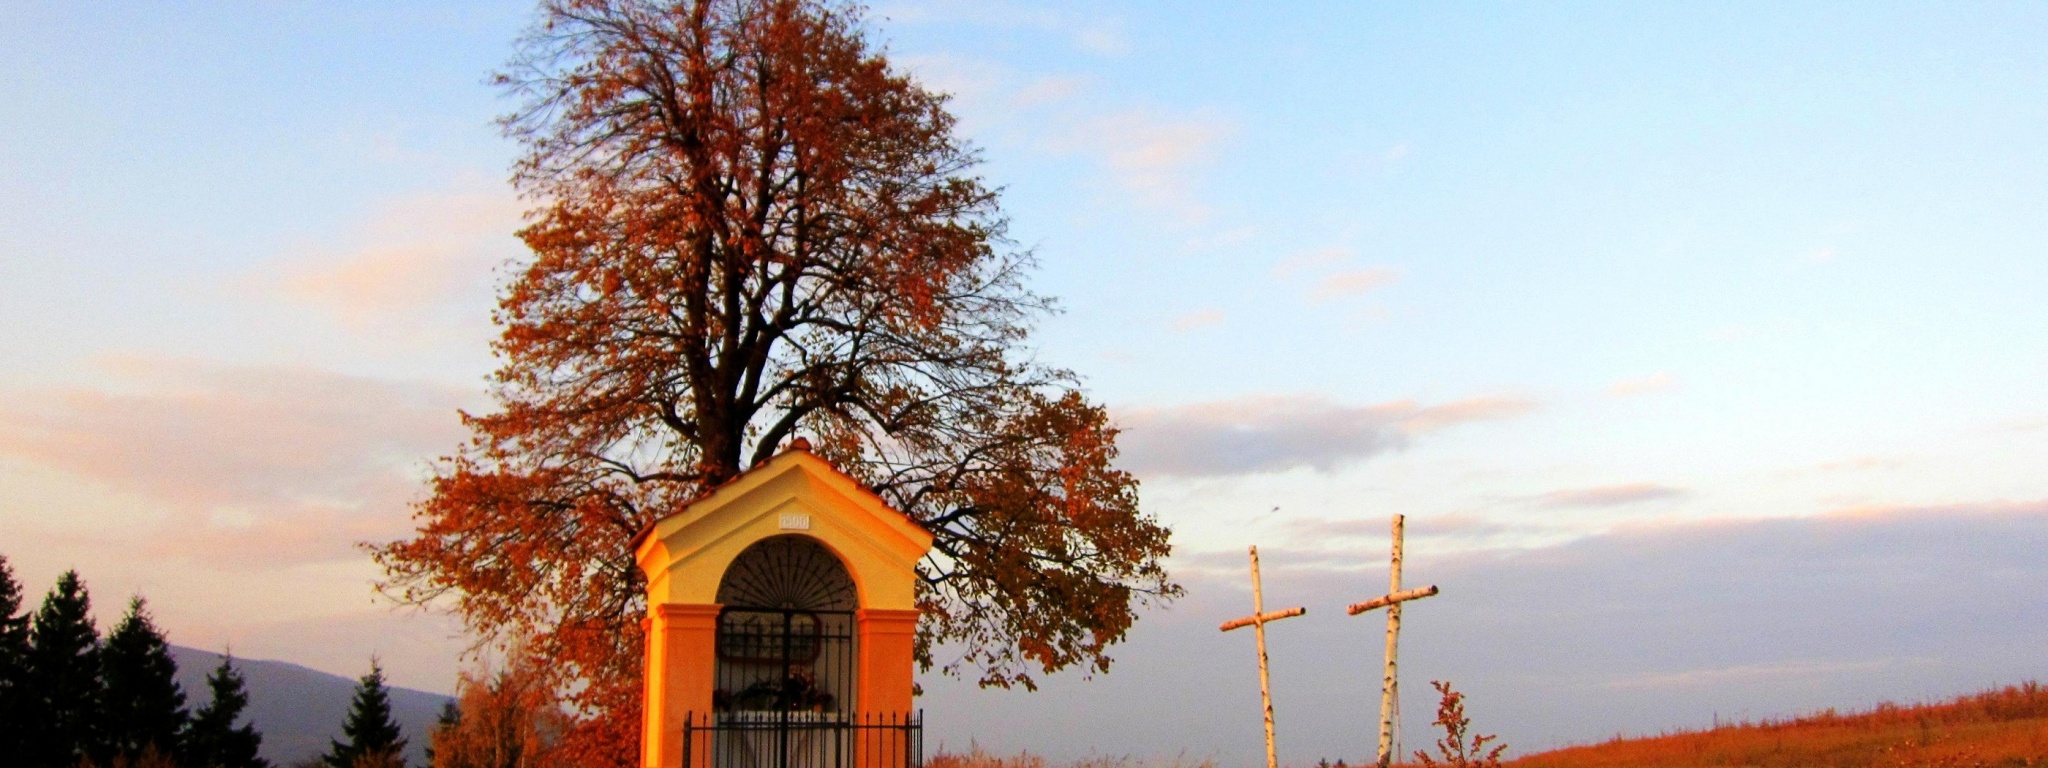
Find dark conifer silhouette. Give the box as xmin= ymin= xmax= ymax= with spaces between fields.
xmin=98 ymin=597 xmax=189 ymax=765
xmin=0 ymin=554 xmax=31 ymax=761
xmin=435 ymin=701 xmax=461 ymax=730
xmin=27 ymin=569 xmax=103 ymax=768
xmin=323 ymin=661 xmax=407 ymax=768
xmin=185 ymin=653 xmax=270 ymax=768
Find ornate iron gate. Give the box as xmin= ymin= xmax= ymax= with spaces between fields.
xmin=689 ymin=535 xmax=920 ymax=768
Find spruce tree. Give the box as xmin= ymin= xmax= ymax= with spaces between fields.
xmin=99 ymin=597 xmax=189 ymax=765
xmin=185 ymin=653 xmax=269 ymax=768
xmin=0 ymin=554 xmax=32 ymax=762
xmin=323 ymin=661 xmax=406 ymax=768
xmin=26 ymin=570 xmax=102 ymax=768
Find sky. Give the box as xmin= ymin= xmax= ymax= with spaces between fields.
xmin=2 ymin=1 xmax=2046 ymax=764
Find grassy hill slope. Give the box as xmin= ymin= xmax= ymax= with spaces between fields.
xmin=1507 ymin=683 xmax=2048 ymax=768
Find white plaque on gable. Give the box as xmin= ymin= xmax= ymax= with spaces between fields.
xmin=778 ymin=513 xmax=811 ymax=531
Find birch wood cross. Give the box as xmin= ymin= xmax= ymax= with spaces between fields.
xmin=1220 ymin=545 xmax=1307 ymax=768
xmin=1347 ymin=514 xmax=1440 ymax=768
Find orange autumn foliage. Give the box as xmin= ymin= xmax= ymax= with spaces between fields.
xmin=1417 ymin=681 xmax=1507 ymax=768
xmin=429 ymin=652 xmax=570 ymax=768
xmin=372 ymin=1 xmax=1178 ymax=765
xmin=1508 ymin=682 xmax=2048 ymax=768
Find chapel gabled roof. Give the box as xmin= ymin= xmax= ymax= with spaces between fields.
xmin=627 ymin=438 xmax=930 ymax=559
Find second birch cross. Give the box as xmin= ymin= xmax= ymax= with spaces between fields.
xmin=1220 ymin=545 xmax=1306 ymax=768
xmin=1347 ymin=514 xmax=1440 ymax=768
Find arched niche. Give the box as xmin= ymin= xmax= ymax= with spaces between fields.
xmin=716 ymin=534 xmax=859 ymax=611
xmin=712 ymin=535 xmax=860 ymax=715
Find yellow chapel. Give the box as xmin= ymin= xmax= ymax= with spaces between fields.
xmin=634 ymin=440 xmax=933 ymax=768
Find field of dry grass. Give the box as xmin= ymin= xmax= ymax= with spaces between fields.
xmin=927 ymin=746 xmax=1220 ymax=768
xmin=928 ymin=682 xmax=2048 ymax=768
xmin=1507 ymin=682 xmax=2048 ymax=768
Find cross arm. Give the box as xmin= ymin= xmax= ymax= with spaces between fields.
xmin=1219 ymin=606 xmax=1307 ymax=632
xmin=1346 ymin=585 xmax=1439 ymax=616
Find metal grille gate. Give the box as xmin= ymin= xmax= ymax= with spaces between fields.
xmin=715 ymin=608 xmax=856 ymax=715
xmin=688 ymin=607 xmax=919 ymax=768
xmin=687 ymin=535 xmax=920 ymax=768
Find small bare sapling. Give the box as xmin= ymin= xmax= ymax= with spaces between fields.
xmin=1414 ymin=680 xmax=1507 ymax=768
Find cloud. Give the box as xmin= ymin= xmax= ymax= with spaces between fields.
xmin=1053 ymin=109 xmax=1231 ymax=221
xmin=1309 ymin=268 xmax=1401 ymax=302
xmin=1271 ymin=246 xmax=1351 ymax=279
xmin=1823 ymin=498 xmax=2048 ymax=520
xmin=1608 ymin=371 xmax=1678 ymax=397
xmin=1008 ymin=75 xmax=1086 ymax=109
xmin=1802 ymin=245 xmax=1840 ymax=264
xmin=249 ymin=186 xmax=522 ymax=328
xmin=922 ymin=503 xmax=2048 ymax=763
xmin=1272 ymin=247 xmax=1402 ymax=306
xmin=1277 ymin=513 xmax=1572 ymax=554
xmin=1604 ymin=658 xmax=1928 ymax=691
xmin=1168 ymin=543 xmax=1382 ymax=577
xmin=897 ymin=54 xmax=1226 ymax=224
xmin=1283 ymin=517 xmax=1387 ymax=541
xmin=897 ymin=54 xmax=1031 ymax=116
xmin=1115 ymin=394 xmax=1536 ymax=477
xmin=0 ymin=357 xmax=474 ymax=565
xmin=1533 ymin=483 xmax=1689 ymax=508
xmin=1071 ymin=24 xmax=1131 ymax=56
xmin=1812 ymin=455 xmax=1904 ymax=472
xmin=1169 ymin=309 xmax=1225 ymax=332
xmin=1400 ymin=396 xmax=1538 ymax=431
xmin=1706 ymin=325 xmax=1754 ymax=341
xmin=879 ymin=1 xmax=1130 ymax=55
xmin=1996 ymin=416 xmax=2045 ymax=433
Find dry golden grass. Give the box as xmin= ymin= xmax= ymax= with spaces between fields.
xmin=928 ymin=745 xmax=1219 ymax=768
xmin=932 ymin=683 xmax=2048 ymax=768
xmin=1508 ymin=682 xmax=2048 ymax=768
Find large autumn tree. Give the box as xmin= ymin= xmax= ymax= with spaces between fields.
xmin=375 ymin=0 xmax=1177 ymax=763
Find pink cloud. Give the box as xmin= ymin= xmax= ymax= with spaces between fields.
xmin=1170 ymin=308 xmax=1225 ymax=332
xmin=1401 ymin=396 xmax=1539 ymax=432
xmin=1608 ymin=371 xmax=1678 ymax=397
xmin=1605 ymin=658 xmax=1916 ymax=691
xmin=882 ymin=2 xmax=1130 ymax=57
xmin=1116 ymin=394 xmax=1536 ymax=477
xmin=1309 ymin=267 xmax=1401 ymax=301
xmin=1281 ymin=517 xmax=1386 ymax=541
xmin=1534 ymin=483 xmax=1689 ymax=508
xmin=1276 ymin=513 xmax=1576 ymax=555
xmin=1824 ymin=498 xmax=2048 ymax=521
xmin=1814 ymin=455 xmax=1904 ymax=472
xmin=0 ymin=358 xmax=474 ymax=566
xmin=1270 ymin=246 xmax=1351 ymax=279
xmin=894 ymin=53 xmax=1222 ymax=224
xmin=1048 ymin=108 xmax=1231 ymax=222
xmin=252 ymin=187 xmax=522 ymax=326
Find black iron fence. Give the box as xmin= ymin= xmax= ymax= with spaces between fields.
xmin=681 ymin=711 xmax=923 ymax=768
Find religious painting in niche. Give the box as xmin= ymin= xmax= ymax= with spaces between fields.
xmin=714 ymin=535 xmax=859 ymax=715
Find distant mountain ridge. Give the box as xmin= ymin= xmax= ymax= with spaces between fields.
xmin=169 ymin=645 xmax=452 ymax=767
